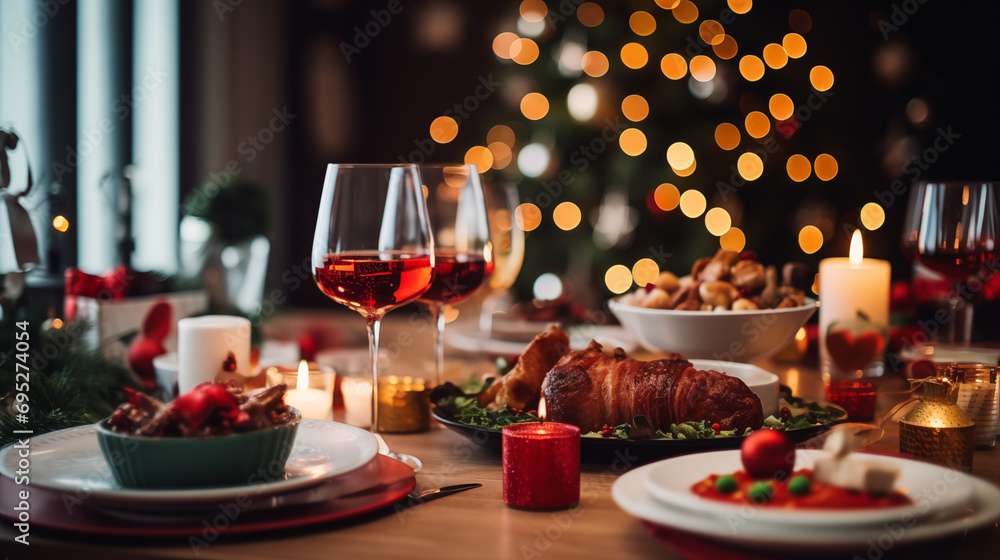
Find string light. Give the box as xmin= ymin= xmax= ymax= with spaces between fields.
xmin=666 ymin=142 xmax=695 ymax=169
xmin=621 ymin=42 xmax=649 ymax=69
xmin=429 ymin=116 xmax=458 ymax=144
xmin=810 ymin=65 xmax=835 ymax=91
xmin=619 ymin=128 xmax=648 ymax=156
xmin=660 ymin=53 xmax=688 ymax=80
xmin=679 ymin=190 xmax=707 ymax=218
xmin=553 ymin=202 xmax=582 ymax=230
xmin=704 ymin=207 xmax=732 ymax=236
xmin=861 ymin=202 xmax=886 ymax=230
xmin=622 ymin=94 xmax=649 ymax=121
xmin=720 ymin=226 xmax=746 ymax=252
xmin=786 ymin=154 xmax=811 ymax=182
xmin=715 ymin=123 xmax=741 ymax=150
xmin=605 ymin=264 xmax=633 ymax=294
xmin=52 ymin=215 xmax=69 ymax=232
xmin=798 ymin=225 xmax=824 ymax=254
xmin=654 ymin=183 xmax=680 ymax=211
xmin=632 ymin=258 xmax=660 ymax=286
xmin=737 ymin=152 xmax=764 ymax=181
xmin=814 ymin=153 xmax=839 ymax=180
xmin=515 ymin=203 xmax=542 ymax=231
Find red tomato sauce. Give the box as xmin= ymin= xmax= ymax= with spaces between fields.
xmin=691 ymin=469 xmax=912 ymax=509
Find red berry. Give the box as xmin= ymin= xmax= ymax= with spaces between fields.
xmin=741 ymin=430 xmax=796 ymax=479
xmin=740 ymin=251 xmax=757 ymax=261
xmin=643 ymin=283 xmax=656 ymax=293
xmin=712 ymin=422 xmax=721 ymax=435
xmin=222 ymin=352 xmax=237 ymax=372
xmin=780 ymin=407 xmax=792 ymax=422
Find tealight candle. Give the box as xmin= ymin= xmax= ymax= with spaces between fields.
xmin=502 ymin=413 xmax=580 ymax=509
xmin=177 ymin=315 xmax=251 ymax=394
xmin=340 ymin=376 xmax=372 ymax=428
xmin=819 ymin=230 xmax=890 ymax=420
xmin=377 ymin=376 xmax=430 ymax=433
xmin=267 ymin=360 xmax=334 ymax=420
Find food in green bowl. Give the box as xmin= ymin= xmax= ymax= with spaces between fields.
xmin=97 ymin=382 xmax=300 ymax=489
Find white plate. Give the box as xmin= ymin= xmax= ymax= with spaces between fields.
xmin=0 ymin=419 xmax=378 ymax=510
xmin=643 ymin=449 xmax=973 ymax=528
xmin=613 ymin=460 xmax=1000 ymax=551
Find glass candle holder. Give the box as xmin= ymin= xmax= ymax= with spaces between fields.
xmin=265 ymin=360 xmax=335 ymax=420
xmin=947 ymin=364 xmax=999 ymax=449
xmin=376 ymin=376 xmax=430 ymax=433
xmin=502 ymin=422 xmax=580 ymax=509
xmin=899 ymin=378 xmax=975 ymax=471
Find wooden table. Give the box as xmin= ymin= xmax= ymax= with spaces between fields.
xmin=5 ymin=319 xmax=1000 ymax=559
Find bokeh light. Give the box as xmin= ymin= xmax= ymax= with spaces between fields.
xmin=737 ymin=152 xmax=764 ymax=181
xmin=660 ymin=53 xmax=688 ymax=80
xmin=619 ymin=128 xmax=647 ymax=156
xmin=654 ymin=183 xmax=680 ymax=211
xmin=713 ymin=35 xmax=738 ymax=60
xmin=520 ymin=92 xmax=549 ymax=120
xmin=553 ymin=201 xmax=582 ymax=230
xmin=798 ymin=225 xmax=824 ymax=254
xmin=632 ymin=258 xmax=660 ymax=287
xmin=763 ymin=43 xmax=788 ymax=69
xmin=744 ymin=111 xmax=770 ymax=138
xmin=672 ymin=159 xmax=697 ymax=177
xmin=739 ymin=55 xmax=765 ymax=81
xmin=487 ymin=124 xmax=515 ymax=147
xmin=492 ymin=32 xmax=518 ymax=59
xmin=728 ymin=0 xmax=752 ymax=14
xmin=52 ymin=215 xmax=69 ymax=232
xmin=517 ymin=143 xmax=550 ymax=177
xmin=629 ymin=11 xmax=656 ymax=36
xmin=655 ymin=0 xmax=680 ymax=8
xmin=582 ymin=51 xmax=610 ymax=77
xmin=705 ymin=207 xmax=732 ymax=236
xmin=814 ymin=153 xmax=839 ymax=180
xmin=782 ymin=33 xmax=807 ymax=58
xmin=515 ymin=203 xmax=542 ymax=231
xmin=672 ymin=0 xmax=698 ymax=24
xmin=510 ymin=38 xmax=540 ymax=65
xmin=577 ymin=2 xmax=604 ymax=27
xmin=715 ymin=123 xmax=741 ymax=150
xmin=810 ymin=65 xmax=834 ymax=91
xmin=789 ymin=9 xmax=812 ymax=33
xmin=567 ymin=83 xmax=599 ymax=122
xmin=689 ymin=55 xmax=717 ymax=82
xmin=488 ymin=142 xmax=513 ymax=169
xmin=605 ymin=264 xmax=633 ymax=294
xmin=533 ymin=273 xmax=563 ymax=300
xmin=768 ymin=93 xmax=794 ymax=120
xmin=786 ymin=154 xmax=811 ymax=182
xmin=622 ymin=94 xmax=649 ymax=121
xmin=429 ymin=116 xmax=458 ymax=144
xmin=699 ymin=20 xmax=725 ymax=45
xmin=720 ymin=226 xmax=746 ymax=252
xmin=520 ymin=0 xmax=547 ymax=22
xmin=679 ymin=189 xmax=707 ymax=218
xmin=621 ymin=42 xmax=649 ymax=69
xmin=861 ymin=202 xmax=886 ymax=230
xmin=464 ymin=146 xmax=493 ymax=172
xmin=666 ymin=142 xmax=695 ymax=169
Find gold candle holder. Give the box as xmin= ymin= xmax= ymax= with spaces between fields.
xmin=899 ymin=377 xmax=975 ymax=471
xmin=377 ymin=376 xmax=430 ymax=433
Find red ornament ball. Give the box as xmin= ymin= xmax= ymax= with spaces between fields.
xmin=128 ymin=337 xmax=166 ymax=390
xmin=740 ymin=429 xmax=795 ymax=479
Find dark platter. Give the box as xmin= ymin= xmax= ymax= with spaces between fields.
xmin=431 ymin=405 xmax=847 ymax=465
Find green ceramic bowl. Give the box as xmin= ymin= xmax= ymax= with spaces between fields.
xmin=96 ymin=408 xmax=301 ymax=489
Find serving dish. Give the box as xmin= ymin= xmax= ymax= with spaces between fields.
xmin=609 ymin=296 xmax=817 ymax=362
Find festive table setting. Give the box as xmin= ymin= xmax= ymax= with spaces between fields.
xmin=3 ymin=1 xmax=1000 ymax=559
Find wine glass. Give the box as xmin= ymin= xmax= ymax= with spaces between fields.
xmin=416 ymin=164 xmax=494 ymax=387
xmin=312 ymin=164 xmax=434 ymax=469
xmin=903 ymin=181 xmax=999 ymax=343
xmin=479 ymin=180 xmax=525 ymax=338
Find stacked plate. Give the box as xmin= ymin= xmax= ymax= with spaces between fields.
xmin=0 ymin=420 xmax=414 ymax=536
xmin=612 ymin=449 xmax=1000 ymax=552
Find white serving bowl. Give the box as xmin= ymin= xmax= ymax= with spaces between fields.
xmin=609 ymin=297 xmax=817 ymax=363
xmin=689 ymin=359 xmax=779 ymax=417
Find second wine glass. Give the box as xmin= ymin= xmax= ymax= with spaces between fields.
xmin=417 ymin=164 xmax=494 ymax=386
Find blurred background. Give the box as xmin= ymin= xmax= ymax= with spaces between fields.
xmin=2 ymin=0 xmax=997 ymax=313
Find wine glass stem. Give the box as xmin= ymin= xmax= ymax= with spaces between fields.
xmin=431 ymin=303 xmax=445 ymax=387
xmin=947 ymin=282 xmax=973 ymax=344
xmin=366 ymin=313 xmax=383 ymax=434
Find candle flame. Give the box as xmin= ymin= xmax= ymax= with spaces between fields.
xmin=538 ymin=395 xmax=546 ymax=421
xmin=849 ymin=230 xmax=864 ymax=265
xmin=297 ymin=360 xmax=310 ymax=390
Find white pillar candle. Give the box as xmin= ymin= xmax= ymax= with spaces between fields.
xmin=177 ymin=315 xmax=251 ymax=394
xmin=819 ymin=231 xmax=891 ymax=378
xmin=284 ymin=360 xmax=333 ymax=420
xmin=341 ymin=376 xmax=372 ymax=428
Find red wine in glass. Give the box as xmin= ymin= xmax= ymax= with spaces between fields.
xmin=315 ymin=251 xmax=434 ymax=312
xmin=916 ymin=248 xmax=996 ymax=280
xmin=418 ymin=251 xmax=494 ymax=305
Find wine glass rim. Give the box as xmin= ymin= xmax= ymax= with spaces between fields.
xmin=325 ymin=163 xmax=418 ymax=168
xmin=914 ymin=180 xmax=998 ymax=187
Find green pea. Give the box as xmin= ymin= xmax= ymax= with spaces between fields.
xmin=715 ymin=475 xmax=739 ymax=494
xmin=748 ymin=481 xmax=775 ymax=503
xmin=788 ymin=475 xmax=811 ymax=496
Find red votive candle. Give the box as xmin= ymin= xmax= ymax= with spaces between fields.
xmin=502 ymin=422 xmax=580 ymax=509
xmin=825 ymin=379 xmax=878 ymax=421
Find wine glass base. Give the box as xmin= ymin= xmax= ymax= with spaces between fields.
xmin=373 ymin=434 xmax=423 ymax=472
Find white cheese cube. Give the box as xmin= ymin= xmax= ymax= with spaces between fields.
xmin=813 ymin=456 xmax=900 ymax=494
